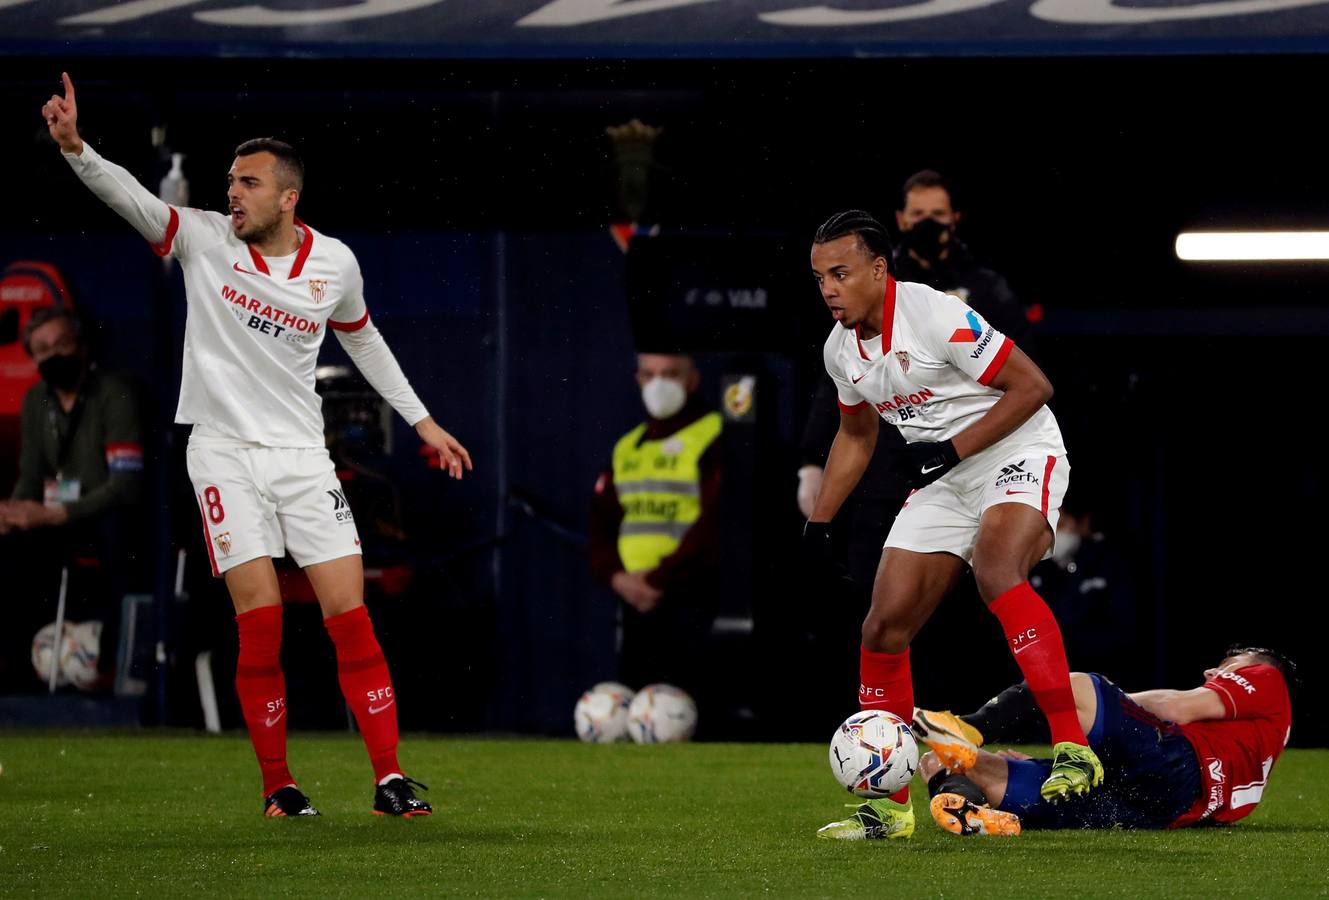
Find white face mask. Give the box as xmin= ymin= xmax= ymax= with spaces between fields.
xmin=1050 ymin=530 xmax=1081 ymax=569
xmin=641 ymin=376 xmax=687 ymax=419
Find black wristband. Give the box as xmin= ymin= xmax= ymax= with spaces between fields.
xmin=900 ymin=439 xmax=961 ymax=487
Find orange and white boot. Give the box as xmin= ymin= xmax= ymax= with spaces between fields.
xmin=930 ymin=792 xmax=1021 ymax=837
xmin=911 ymin=709 xmax=983 ymax=773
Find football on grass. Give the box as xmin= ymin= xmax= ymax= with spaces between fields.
xmin=574 ymin=681 xmax=635 ymax=743
xmin=626 ymin=683 xmax=697 ymax=743
xmin=829 ymin=710 xmax=919 ymax=798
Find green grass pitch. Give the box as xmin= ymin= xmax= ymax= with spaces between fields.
xmin=1 ymin=734 xmax=1326 ymax=897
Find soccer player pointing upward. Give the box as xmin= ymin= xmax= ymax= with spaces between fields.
xmin=805 ymin=211 xmax=1101 ymax=841
xmin=43 ymin=73 xmax=471 ymax=817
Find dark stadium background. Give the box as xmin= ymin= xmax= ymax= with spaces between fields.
xmin=2 ymin=48 xmax=1325 ymax=745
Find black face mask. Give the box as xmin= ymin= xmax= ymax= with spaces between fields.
xmin=900 ymin=217 xmax=955 ymax=264
xmin=37 ymin=353 xmax=84 ymax=391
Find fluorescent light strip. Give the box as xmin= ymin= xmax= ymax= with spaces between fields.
xmin=1176 ymin=231 xmax=1329 ymax=261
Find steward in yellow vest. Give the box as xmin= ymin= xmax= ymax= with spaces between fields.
xmin=611 ymin=408 xmax=721 ymax=573
xmin=589 ymin=354 xmax=723 ymax=695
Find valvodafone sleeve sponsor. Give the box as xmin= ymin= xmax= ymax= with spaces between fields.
xmin=924 ymin=287 xmax=1011 ymax=385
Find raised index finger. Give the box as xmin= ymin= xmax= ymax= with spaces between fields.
xmin=62 ymin=71 xmax=75 ymax=102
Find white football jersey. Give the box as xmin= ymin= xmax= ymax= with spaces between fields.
xmin=824 ymin=276 xmax=1064 ymax=451
xmin=65 ymin=144 xmax=428 ymax=447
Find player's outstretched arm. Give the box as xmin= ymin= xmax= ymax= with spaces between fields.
xmin=1127 ymin=687 xmax=1226 ymax=725
xmin=808 ymin=406 xmax=877 ymax=523
xmin=415 ymin=416 xmax=473 ymax=481
xmin=332 ymin=320 xmax=473 ymax=481
xmin=42 ymin=72 xmax=176 ymax=248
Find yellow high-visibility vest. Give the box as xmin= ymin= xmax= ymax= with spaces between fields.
xmin=612 ymin=411 xmax=722 ymax=573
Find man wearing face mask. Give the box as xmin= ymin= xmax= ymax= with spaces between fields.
xmin=893 ymin=170 xmax=1029 ymax=344
xmin=589 ymin=353 xmax=722 ymax=696
xmin=0 ymin=306 xmax=145 ymax=689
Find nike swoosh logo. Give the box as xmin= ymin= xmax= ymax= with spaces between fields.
xmin=851 ymin=371 xmax=869 ymax=384
xmin=1013 ymin=640 xmax=1041 ymax=655
xmin=1005 ymin=489 xmax=1033 ymax=495
xmin=264 ymin=710 xmax=286 ymax=728
xmin=921 ymin=463 xmax=943 ymax=474
xmin=233 ymin=261 xmax=258 ymax=275
xmin=368 ymin=699 xmax=395 ymax=715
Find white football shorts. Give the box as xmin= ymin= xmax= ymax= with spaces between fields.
xmin=883 ymin=441 xmax=1069 ymax=565
xmin=186 ymin=433 xmax=362 ymax=576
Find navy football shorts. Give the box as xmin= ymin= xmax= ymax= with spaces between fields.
xmin=997 ymin=674 xmax=1202 ymax=829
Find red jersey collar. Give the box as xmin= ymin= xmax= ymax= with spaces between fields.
xmin=289 ymin=219 xmax=314 ymax=279
xmin=854 ymin=274 xmax=897 ymax=360
xmin=245 ymin=219 xmax=314 ymax=280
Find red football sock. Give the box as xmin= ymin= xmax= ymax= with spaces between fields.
xmin=989 ymin=582 xmax=1088 ymax=747
xmin=234 ymin=605 xmax=294 ymax=797
xmin=324 ymin=606 xmax=401 ymax=782
xmin=860 ymin=645 xmax=914 ymax=804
